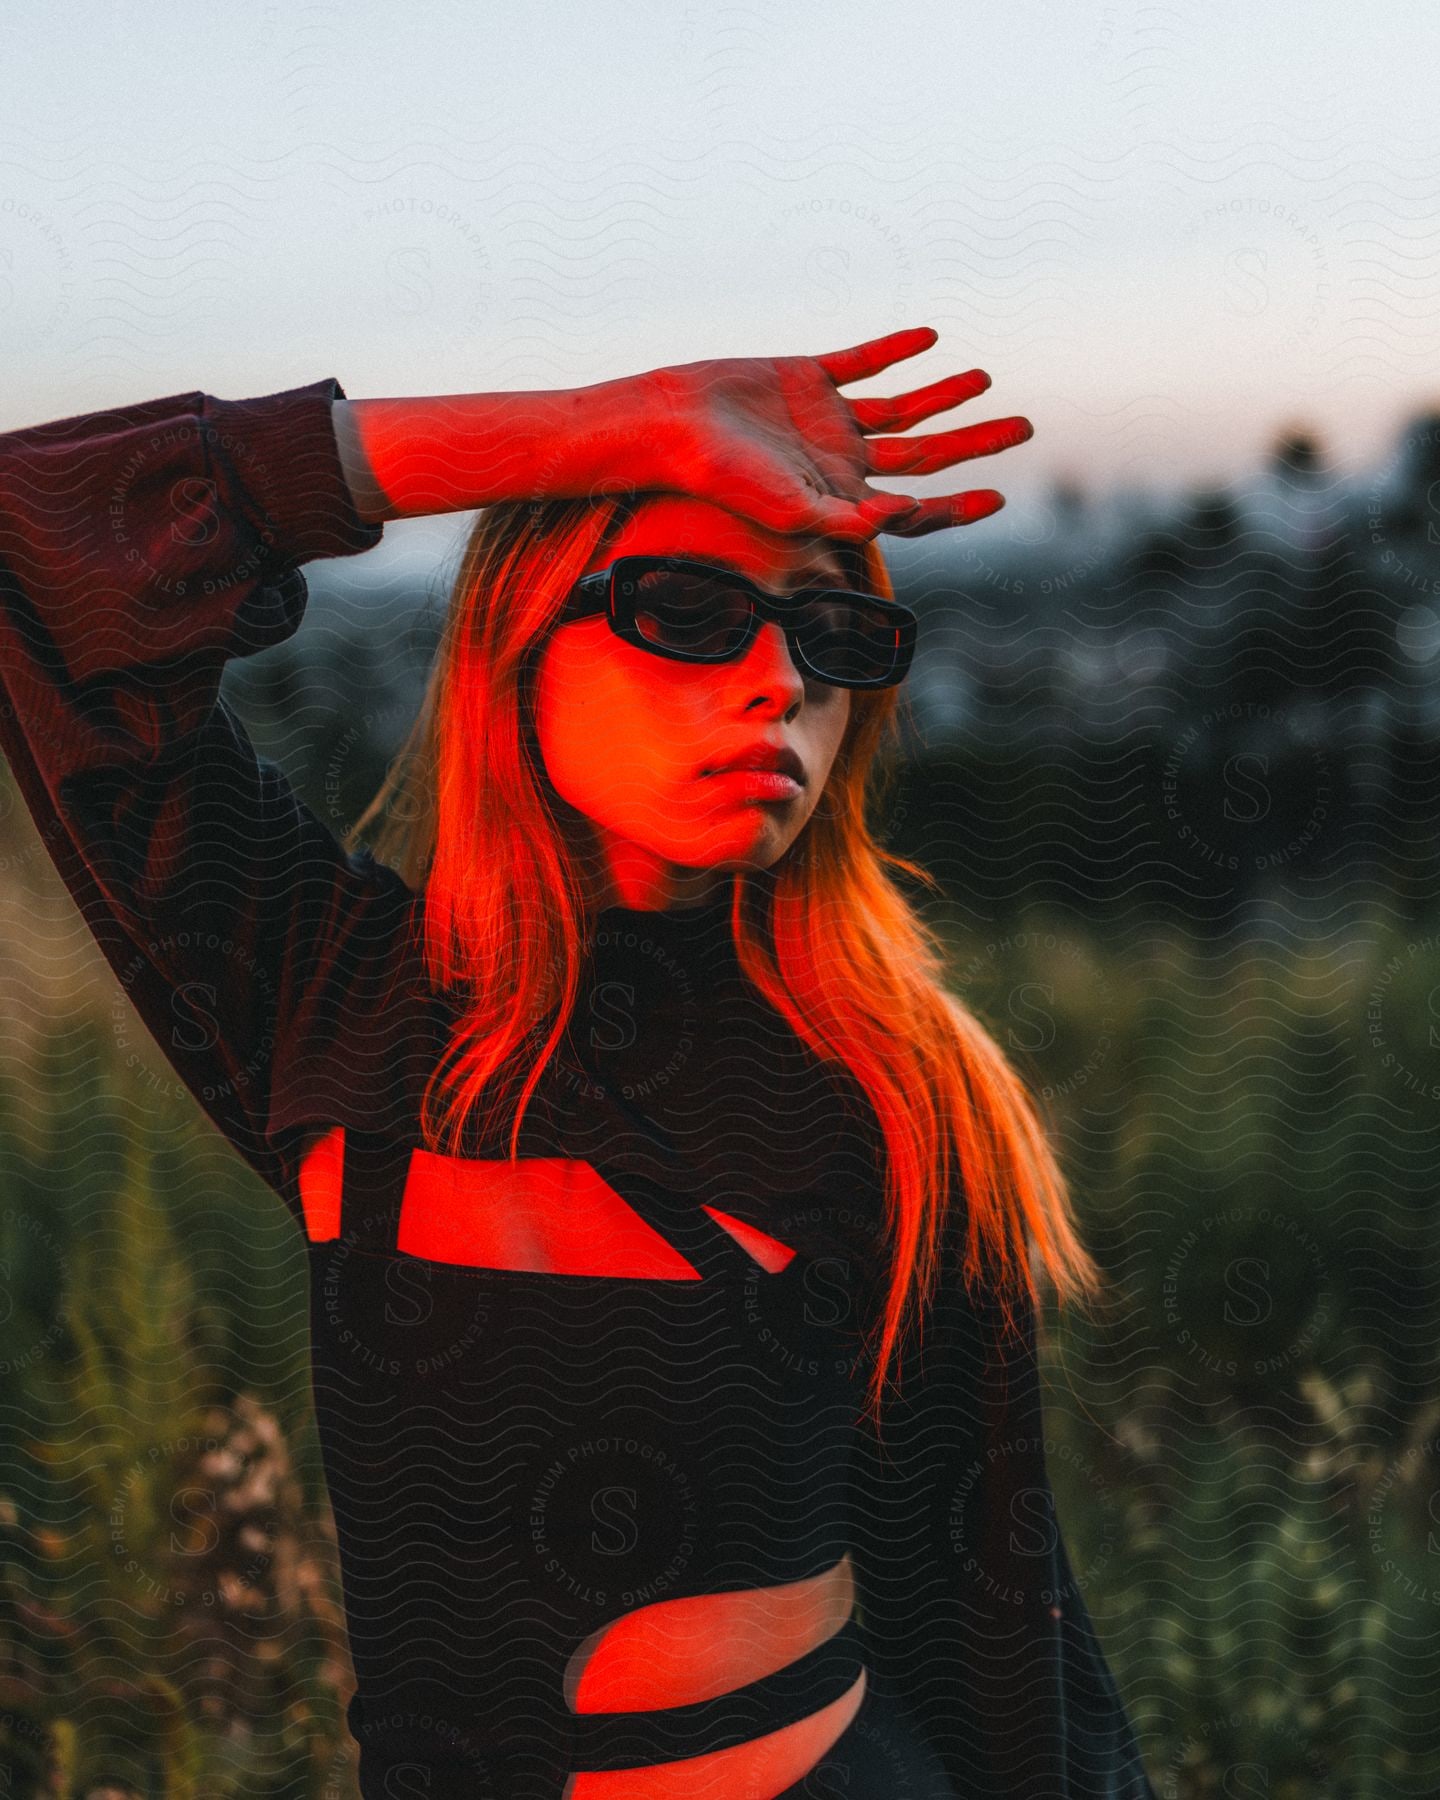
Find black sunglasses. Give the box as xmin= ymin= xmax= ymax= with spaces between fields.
xmin=556 ymin=556 xmax=918 ymax=691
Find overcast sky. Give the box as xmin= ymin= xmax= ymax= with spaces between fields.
xmin=4 ymin=0 xmax=1439 ymax=542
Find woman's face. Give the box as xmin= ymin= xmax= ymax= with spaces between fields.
xmin=533 ymin=496 xmax=856 ymax=911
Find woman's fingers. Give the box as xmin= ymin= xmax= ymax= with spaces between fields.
xmin=699 ymin=459 xmax=1002 ymax=542
xmin=849 ymin=369 xmax=991 ymax=434
xmin=819 ymin=490 xmax=931 ymax=540
xmin=770 ymin=486 xmax=918 ymax=540
xmin=812 ymin=325 xmax=938 ymax=388
xmin=879 ymin=490 xmax=1007 ymax=536
xmin=635 ymin=330 xmax=1026 ymax=540
xmin=778 ymin=481 xmax=1005 ymax=543
xmin=866 ymin=416 xmax=1034 ymax=477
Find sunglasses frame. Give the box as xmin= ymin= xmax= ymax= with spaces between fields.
xmin=557 ymin=556 xmax=919 ymax=691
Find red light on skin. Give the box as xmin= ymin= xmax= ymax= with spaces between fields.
xmin=299 ymin=1133 xmax=800 ymax=1277
xmin=397 ymin=1154 xmax=702 ymax=1279
xmin=562 ymin=1673 xmax=866 ymax=1800
xmin=297 ymin=1125 xmax=345 ymax=1242
xmin=699 ymin=1205 xmax=795 ymax=1274
xmin=564 ymin=1552 xmax=854 ymax=1715
xmin=372 ymin=1151 xmax=798 ymax=1281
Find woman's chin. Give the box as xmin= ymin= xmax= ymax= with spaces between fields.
xmin=674 ymin=817 xmax=797 ymax=870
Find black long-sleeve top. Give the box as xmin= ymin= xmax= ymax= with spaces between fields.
xmin=0 ymin=377 xmax=1157 ymax=1799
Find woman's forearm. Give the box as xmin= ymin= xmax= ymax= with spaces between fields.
xmin=331 ymin=385 xmax=637 ymax=525
xmin=328 ymin=331 xmax=1028 ymax=537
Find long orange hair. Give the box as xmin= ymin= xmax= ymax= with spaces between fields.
xmin=345 ymin=496 xmax=1104 ymax=1426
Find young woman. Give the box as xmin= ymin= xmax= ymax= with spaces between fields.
xmin=0 ymin=329 xmax=1156 ymax=1799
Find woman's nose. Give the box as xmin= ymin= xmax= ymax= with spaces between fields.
xmin=738 ymin=620 xmax=806 ymax=701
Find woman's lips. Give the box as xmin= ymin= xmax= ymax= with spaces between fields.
xmin=703 ymin=768 xmax=803 ymax=801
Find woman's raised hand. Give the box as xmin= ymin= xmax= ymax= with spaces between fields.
xmin=332 ymin=326 xmax=1032 ymax=533
xmin=610 ymin=324 xmax=1032 ymax=540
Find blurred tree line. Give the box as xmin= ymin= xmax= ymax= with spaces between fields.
xmin=875 ymin=407 xmax=1440 ymax=927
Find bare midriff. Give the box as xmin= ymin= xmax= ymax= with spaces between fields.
xmin=561 ymin=1551 xmax=862 ymax=1799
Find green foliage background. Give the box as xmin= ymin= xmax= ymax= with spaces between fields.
xmin=4 ymin=826 xmax=1440 ymax=1794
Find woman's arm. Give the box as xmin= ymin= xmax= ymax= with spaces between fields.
xmin=330 ymin=326 xmax=1032 ymax=538
xmin=0 ymin=377 xmax=395 ymax=1218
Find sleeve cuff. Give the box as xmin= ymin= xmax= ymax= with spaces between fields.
xmin=201 ymin=377 xmax=386 ymax=568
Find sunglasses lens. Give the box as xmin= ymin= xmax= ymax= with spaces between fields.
xmin=630 ymin=568 xmax=750 ymax=657
xmin=794 ymin=596 xmax=901 ymax=684
xmin=622 ymin=565 xmax=905 ymax=685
